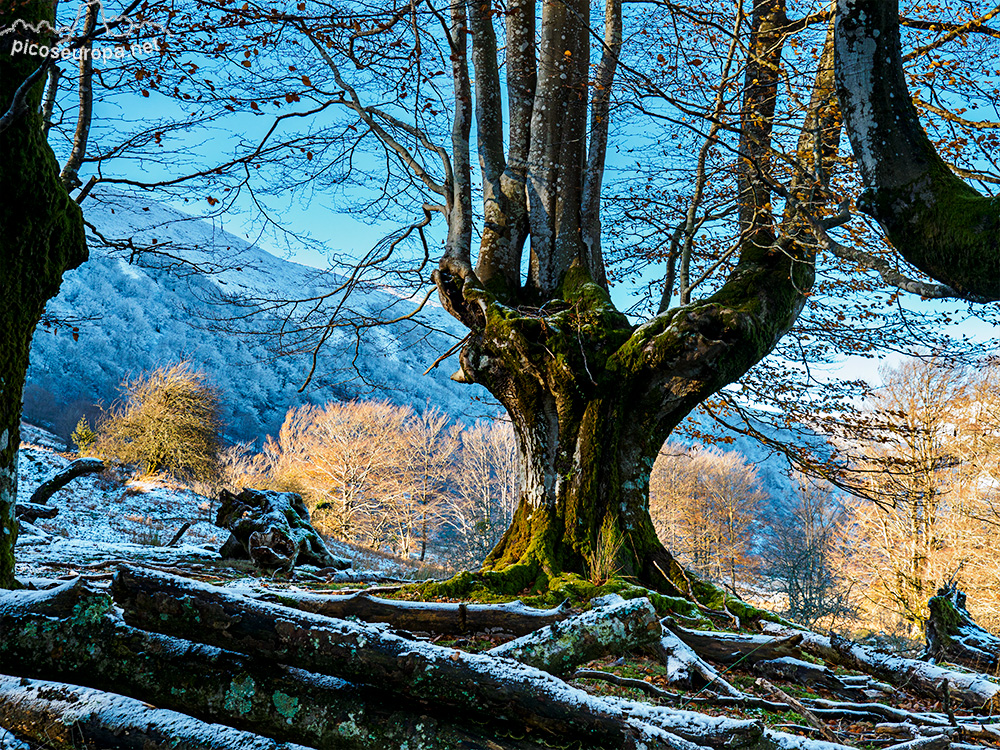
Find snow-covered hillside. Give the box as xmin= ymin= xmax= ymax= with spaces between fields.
xmin=26 ymin=190 xmax=492 ymax=445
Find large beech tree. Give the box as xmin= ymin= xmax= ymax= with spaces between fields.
xmin=288 ymin=0 xmax=847 ymax=595
xmin=0 ymin=0 xmax=88 ymax=588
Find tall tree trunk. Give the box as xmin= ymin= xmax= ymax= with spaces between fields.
xmin=0 ymin=1 xmax=89 ymax=588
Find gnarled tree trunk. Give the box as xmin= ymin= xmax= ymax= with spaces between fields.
xmin=432 ymin=0 xmax=836 ymax=599
xmin=0 ymin=1 xmax=89 ymax=588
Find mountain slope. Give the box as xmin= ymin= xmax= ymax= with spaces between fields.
xmin=25 ymin=191 xmax=491 ymax=444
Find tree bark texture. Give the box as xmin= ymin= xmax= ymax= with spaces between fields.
xmin=254 ymin=589 xmax=571 ymax=636
xmin=216 ymin=488 xmax=350 ymax=572
xmin=0 ymin=579 xmax=565 ymax=749
xmin=29 ymin=457 xmax=105 ymax=505
xmin=834 ymin=0 xmax=1000 ymax=300
xmin=110 ymin=565 xmax=770 ymax=750
xmin=0 ymin=0 xmax=89 ymax=588
xmin=431 ymin=1 xmax=838 ymax=600
xmin=0 ymin=675 xmax=314 ymax=750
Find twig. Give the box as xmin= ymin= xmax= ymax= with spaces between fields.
xmin=756 ymin=677 xmax=844 ymax=745
xmin=422 ymin=333 xmax=471 ymax=375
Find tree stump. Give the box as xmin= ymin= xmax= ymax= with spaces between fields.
xmin=925 ymin=584 xmax=1000 ymax=672
xmin=215 ymin=488 xmax=349 ymax=572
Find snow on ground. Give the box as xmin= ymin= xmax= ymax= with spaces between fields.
xmin=13 ymin=423 xmax=366 ymax=582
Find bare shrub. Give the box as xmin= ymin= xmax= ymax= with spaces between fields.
xmin=92 ymin=363 xmax=222 ymax=482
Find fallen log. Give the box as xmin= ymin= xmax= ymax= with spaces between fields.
xmin=13 ymin=502 xmax=58 ymax=523
xmin=487 ymin=596 xmax=661 ymax=675
xmin=830 ymin=632 xmax=1000 ymax=709
xmin=253 ymin=589 xmax=571 ymax=636
xmin=752 ymin=657 xmax=855 ymax=698
xmin=924 ymin=585 xmax=1000 ymax=672
xmin=668 ymin=622 xmax=804 ymax=664
xmin=111 ymin=565 xmax=768 ymax=750
xmin=215 ymin=488 xmax=350 ymax=572
xmin=29 ymin=457 xmax=105 ymax=505
xmin=653 ymin=627 xmax=745 ymax=697
xmin=0 ymin=675 xmax=315 ymax=750
xmin=0 ymin=580 xmax=559 ymax=749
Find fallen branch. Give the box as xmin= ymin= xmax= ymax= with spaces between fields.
xmin=755 ymin=677 xmax=843 ymax=745
xmin=13 ymin=502 xmax=58 ymax=523
xmin=654 ymin=625 xmax=745 ymax=697
xmin=668 ymin=622 xmax=804 ymax=664
xmin=830 ymin=632 xmax=1000 ymax=709
xmin=253 ymin=589 xmax=571 ymax=636
xmin=487 ymin=595 xmax=661 ymax=675
xmin=29 ymin=457 xmax=105 ymax=505
xmin=0 ymin=580 xmax=560 ymax=750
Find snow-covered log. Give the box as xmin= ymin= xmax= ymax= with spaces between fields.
xmin=13 ymin=502 xmax=57 ymax=523
xmin=28 ymin=457 xmax=105 ymax=505
xmin=0 ymin=675 xmax=315 ymax=750
xmin=668 ymin=622 xmax=804 ymax=664
xmin=924 ymin=585 xmax=1000 ymax=672
xmin=752 ymin=657 xmax=855 ymax=697
xmin=487 ymin=596 xmax=661 ymax=675
xmin=830 ymin=632 xmax=1000 ymax=708
xmin=0 ymin=580 xmax=561 ymax=749
xmin=254 ymin=589 xmax=571 ymax=636
xmin=215 ymin=488 xmax=349 ymax=572
xmin=111 ymin=565 xmax=770 ymax=749
xmin=652 ymin=627 xmax=745 ymax=697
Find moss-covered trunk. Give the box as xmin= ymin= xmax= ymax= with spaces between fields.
xmin=439 ymin=236 xmax=811 ymax=599
xmin=0 ymin=1 xmax=89 ymax=587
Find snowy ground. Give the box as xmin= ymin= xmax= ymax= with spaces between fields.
xmin=13 ymin=423 xmax=376 ymax=585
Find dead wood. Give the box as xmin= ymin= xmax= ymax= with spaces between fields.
xmin=0 ymin=580 xmax=560 ymax=750
xmin=486 ymin=595 xmax=661 ymax=675
xmin=755 ymin=677 xmax=843 ymax=745
xmin=167 ymin=521 xmax=192 ymax=547
xmin=667 ymin=622 xmax=804 ymax=664
xmin=29 ymin=457 xmax=105 ymax=505
xmin=13 ymin=502 xmax=57 ymax=523
xmin=830 ymin=632 xmax=1000 ymax=709
xmin=925 ymin=584 xmax=1000 ymax=672
xmin=0 ymin=675 xmax=315 ymax=750
xmin=653 ymin=627 xmax=747 ymax=698
xmin=253 ymin=589 xmax=571 ymax=636
xmin=215 ymin=488 xmax=349 ymax=572
xmin=751 ymin=657 xmax=857 ymax=698
xmin=110 ymin=564 xmax=770 ymax=750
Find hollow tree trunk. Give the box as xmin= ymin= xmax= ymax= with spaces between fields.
xmin=0 ymin=1 xmax=89 ymax=588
